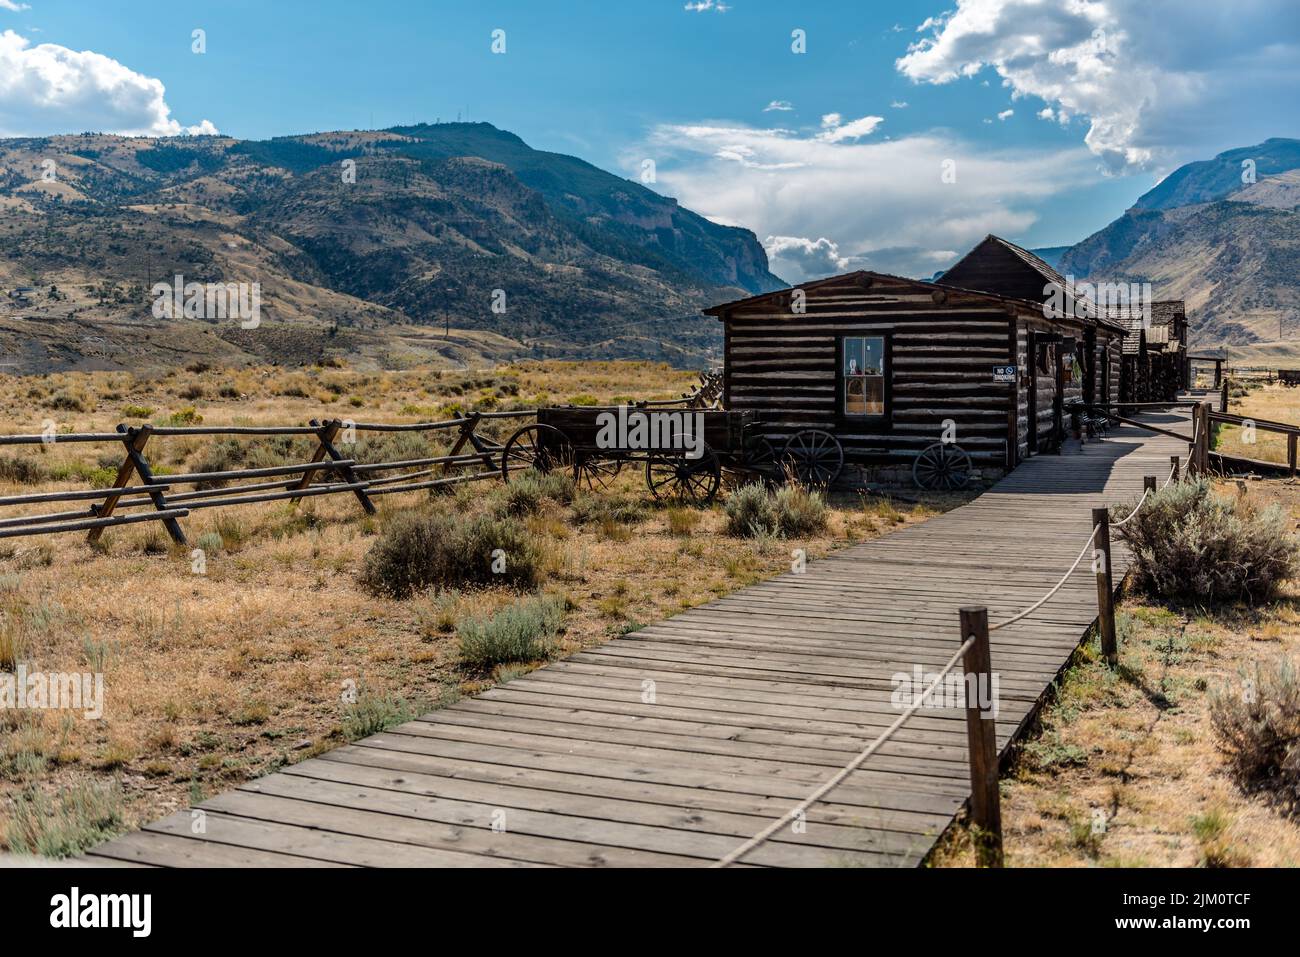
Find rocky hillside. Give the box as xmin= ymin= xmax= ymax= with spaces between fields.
xmin=1056 ymin=138 xmax=1300 ymax=349
xmin=0 ymin=124 xmax=783 ymax=373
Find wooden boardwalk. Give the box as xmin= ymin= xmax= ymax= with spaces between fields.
xmin=88 ymin=410 xmax=1191 ymax=868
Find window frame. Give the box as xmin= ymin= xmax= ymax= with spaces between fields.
xmin=837 ymin=334 xmax=891 ymax=423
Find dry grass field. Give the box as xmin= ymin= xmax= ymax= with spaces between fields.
xmin=0 ymin=359 xmax=957 ymax=857
xmin=1213 ymin=380 xmax=1300 ymax=466
xmin=935 ymin=478 xmax=1300 ymax=868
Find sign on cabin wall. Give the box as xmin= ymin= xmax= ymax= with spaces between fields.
xmin=993 ymin=366 xmax=1018 ymax=383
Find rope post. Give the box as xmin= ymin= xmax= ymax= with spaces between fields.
xmin=1091 ymin=507 xmax=1117 ymax=668
xmin=1143 ymin=475 xmax=1156 ymax=496
xmin=958 ymin=606 xmax=1002 ymax=868
xmin=1170 ymin=455 xmax=1180 ymax=484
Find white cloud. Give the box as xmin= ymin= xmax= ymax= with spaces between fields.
xmin=997 ymin=109 xmax=1014 ymax=121
xmin=763 ymin=235 xmax=849 ymax=278
xmin=896 ymin=0 xmax=1300 ymax=173
xmin=891 ymin=100 xmax=909 ymax=109
xmin=638 ymin=120 xmax=1098 ymax=281
xmin=817 ymin=113 xmax=884 ymax=143
xmin=684 ymin=0 xmax=729 ymax=12
xmin=0 ymin=2 xmax=31 ymax=11
xmin=763 ymin=100 xmax=793 ymax=112
xmin=1037 ymin=107 xmax=1054 ymax=121
xmin=0 ymin=30 xmax=217 ymax=136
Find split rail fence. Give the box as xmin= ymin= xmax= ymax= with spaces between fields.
xmin=0 ymin=411 xmax=535 ymax=544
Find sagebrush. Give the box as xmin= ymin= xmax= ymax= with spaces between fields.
xmin=1210 ymin=657 xmax=1300 ymax=805
xmin=724 ymin=482 xmax=828 ymax=538
xmin=457 ymin=594 xmax=566 ymax=668
xmin=1112 ymin=480 xmax=1297 ymax=602
xmin=359 ymin=509 xmax=544 ymax=597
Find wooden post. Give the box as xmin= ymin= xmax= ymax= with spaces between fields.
xmin=89 ymin=426 xmax=187 ymax=546
xmin=315 ymin=419 xmax=375 ymax=515
xmin=958 ymin=606 xmax=1002 ymax=868
xmin=1144 ymin=475 xmax=1157 ymax=496
xmin=1290 ymin=433 xmax=1298 ymax=477
xmin=1170 ymin=455 xmax=1180 ymax=484
xmin=1220 ymin=378 xmax=1229 ymax=415
xmin=289 ymin=419 xmax=334 ymax=504
xmin=1201 ymin=402 xmax=1212 ymax=475
xmin=443 ymin=413 xmax=483 ymax=476
xmin=1214 ymin=359 xmax=1223 ymax=389
xmin=1092 ymin=507 xmax=1117 ymax=668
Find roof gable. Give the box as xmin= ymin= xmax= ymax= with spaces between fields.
xmin=936 ymin=235 xmax=1067 ymax=303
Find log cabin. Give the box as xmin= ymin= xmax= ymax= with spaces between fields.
xmin=703 ymin=235 xmax=1128 ymax=483
xmin=1119 ymin=299 xmax=1189 ymax=403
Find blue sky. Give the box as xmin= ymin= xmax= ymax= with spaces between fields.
xmin=3 ymin=0 xmax=1297 ymax=280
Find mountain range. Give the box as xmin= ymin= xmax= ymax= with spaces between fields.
xmin=0 ymin=123 xmax=783 ymax=373
xmin=3 ymin=122 xmax=1297 ymax=373
xmin=1047 ymin=138 xmax=1300 ymax=353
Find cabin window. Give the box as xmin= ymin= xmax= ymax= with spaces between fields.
xmin=841 ymin=336 xmax=886 ymax=416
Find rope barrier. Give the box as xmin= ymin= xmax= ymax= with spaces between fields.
xmin=712 ymin=636 xmax=977 ymax=868
xmin=711 ymin=458 xmax=1179 ymax=866
xmin=1162 ymin=459 xmax=1179 ymax=489
xmin=988 ymin=525 xmax=1099 ymax=632
xmin=1110 ymin=488 xmax=1149 ymax=529
xmin=992 ymin=460 xmax=1175 ymax=632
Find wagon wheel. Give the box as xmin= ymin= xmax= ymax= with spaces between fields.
xmin=501 ymin=424 xmax=574 ymax=480
xmin=781 ymin=429 xmax=844 ymax=487
xmin=573 ymin=453 xmax=623 ymax=491
xmin=912 ymin=442 xmax=972 ymax=491
xmin=645 ymin=445 xmax=722 ymax=505
xmin=742 ymin=434 xmax=779 ymax=477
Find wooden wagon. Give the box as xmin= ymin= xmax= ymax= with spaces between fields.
xmin=1279 ymin=369 xmax=1300 ymax=388
xmin=499 ymin=405 xmax=849 ymax=503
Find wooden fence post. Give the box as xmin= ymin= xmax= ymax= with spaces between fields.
xmin=959 ymin=606 xmax=1002 ymax=867
xmin=1220 ymin=378 xmax=1229 ymax=415
xmin=443 ymin=413 xmax=495 ymax=477
xmin=290 ymin=418 xmax=333 ymax=504
xmin=1144 ymin=475 xmax=1156 ymax=496
xmin=309 ymin=419 xmax=375 ymax=515
xmin=89 ymin=425 xmax=187 ymax=546
xmin=1092 ymin=507 xmax=1117 ymax=667
xmin=1170 ymin=455 xmax=1180 ymax=484
xmin=1289 ymin=433 xmax=1297 ymax=477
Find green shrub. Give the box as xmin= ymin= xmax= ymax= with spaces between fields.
xmin=725 ymin=482 xmax=776 ymax=537
xmin=458 ymin=594 xmax=565 ymax=669
xmin=773 ymin=484 xmax=828 ymax=537
xmin=1113 ymin=480 xmax=1298 ymax=603
xmin=195 ymin=532 xmax=224 ymax=554
xmin=167 ymin=407 xmax=203 ymax=426
xmin=343 ymin=689 xmax=416 ymax=741
xmin=359 ymin=509 xmax=544 ymax=598
xmin=121 ymin=404 xmax=154 ymax=419
xmin=1211 ymin=657 xmax=1300 ymax=804
xmin=6 ymin=783 xmax=123 ymax=858
xmin=0 ymin=454 xmax=47 ymax=485
xmin=499 ymin=469 xmax=574 ymax=516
